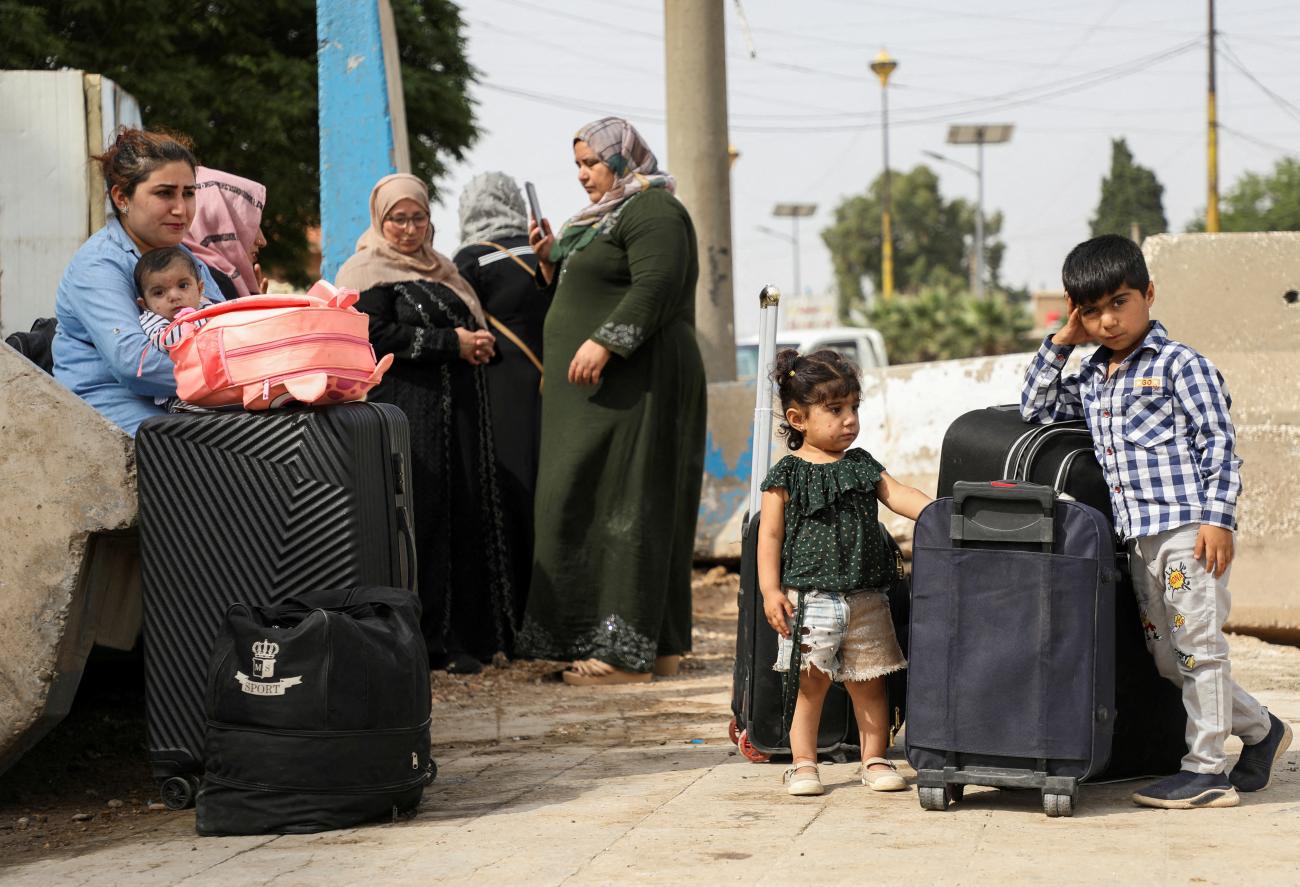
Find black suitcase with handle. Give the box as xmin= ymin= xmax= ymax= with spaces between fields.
xmin=935 ymin=405 xmax=1187 ymax=781
xmin=136 ymin=403 xmax=416 ymax=809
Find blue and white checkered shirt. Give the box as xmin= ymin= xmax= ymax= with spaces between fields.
xmin=1020 ymin=321 xmax=1240 ymax=540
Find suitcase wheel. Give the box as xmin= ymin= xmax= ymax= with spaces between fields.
xmin=161 ymin=775 xmax=200 ymax=811
xmin=736 ymin=730 xmax=771 ymax=763
xmin=727 ymin=718 xmax=740 ymax=746
xmin=918 ymin=785 xmax=950 ymax=811
xmin=1043 ymin=791 xmax=1074 ymax=818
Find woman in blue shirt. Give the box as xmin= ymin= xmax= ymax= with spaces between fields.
xmin=53 ymin=128 xmax=222 ymax=436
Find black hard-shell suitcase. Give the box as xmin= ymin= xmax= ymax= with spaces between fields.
xmin=136 ymin=403 xmax=416 ymax=809
xmin=726 ymin=284 xmax=906 ymax=761
xmin=197 ymin=586 xmax=433 ymax=835
xmin=936 ymin=405 xmax=1187 ymax=779
xmin=907 ymin=481 xmax=1117 ymax=817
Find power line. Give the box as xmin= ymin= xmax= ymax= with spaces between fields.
xmin=1217 ymin=38 xmax=1300 ymax=127
xmin=1219 ymin=124 xmax=1298 ymax=158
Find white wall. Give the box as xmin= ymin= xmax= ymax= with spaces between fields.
xmin=0 ymin=71 xmax=90 ymax=337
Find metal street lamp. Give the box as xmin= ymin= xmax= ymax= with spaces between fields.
xmin=870 ymin=49 xmax=898 ymax=300
xmin=769 ymin=202 xmax=817 ymax=299
xmin=943 ymin=124 xmax=1014 ymax=300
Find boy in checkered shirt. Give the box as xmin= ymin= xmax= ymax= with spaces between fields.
xmin=1020 ymin=234 xmax=1291 ymax=810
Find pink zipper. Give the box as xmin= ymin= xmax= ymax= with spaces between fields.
xmin=225 ymin=332 xmax=370 ymax=359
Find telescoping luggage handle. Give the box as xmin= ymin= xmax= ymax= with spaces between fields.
xmin=951 ymin=480 xmax=1055 ymax=552
xmin=746 ymin=285 xmax=782 ymax=528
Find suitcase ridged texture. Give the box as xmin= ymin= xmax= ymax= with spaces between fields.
xmin=137 ymin=403 xmax=413 ymax=779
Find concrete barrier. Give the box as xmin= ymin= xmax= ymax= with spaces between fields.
xmin=0 ymin=346 xmax=139 ymax=776
xmin=1144 ymin=232 xmax=1300 ymax=641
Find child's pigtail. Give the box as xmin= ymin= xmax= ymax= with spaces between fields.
xmin=771 ymin=348 xmax=804 ymax=450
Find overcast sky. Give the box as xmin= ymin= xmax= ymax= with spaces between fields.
xmin=427 ymin=0 xmax=1300 ymax=338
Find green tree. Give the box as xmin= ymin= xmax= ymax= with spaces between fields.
xmin=1090 ymin=138 xmax=1167 ymax=240
xmin=866 ymin=285 xmax=1033 ymax=365
xmin=821 ymin=165 xmax=1005 ymax=322
xmin=0 ymin=0 xmax=477 ymax=281
xmin=1187 ymin=157 xmax=1300 ymax=232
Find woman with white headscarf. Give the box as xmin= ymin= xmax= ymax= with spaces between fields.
xmin=338 ymin=173 xmax=514 ymax=675
xmin=516 ymin=118 xmax=707 ymax=686
xmin=454 ymin=172 xmax=548 ymax=625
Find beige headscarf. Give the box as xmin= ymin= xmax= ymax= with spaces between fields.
xmin=336 ymin=173 xmax=486 ymax=328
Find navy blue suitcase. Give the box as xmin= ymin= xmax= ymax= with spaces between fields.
xmin=906 ymin=480 xmax=1117 ymax=817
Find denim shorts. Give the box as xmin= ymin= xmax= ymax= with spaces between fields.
xmin=774 ymin=587 xmax=907 ymax=682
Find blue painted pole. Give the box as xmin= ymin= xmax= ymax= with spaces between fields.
xmin=317 ymin=0 xmax=399 ymax=281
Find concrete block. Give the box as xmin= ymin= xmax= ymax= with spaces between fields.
xmin=0 ymin=345 xmax=138 ymax=776
xmin=1145 ymin=233 xmax=1300 ymax=639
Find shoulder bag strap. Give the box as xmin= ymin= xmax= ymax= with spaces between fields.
xmin=476 ymin=241 xmax=544 ymax=387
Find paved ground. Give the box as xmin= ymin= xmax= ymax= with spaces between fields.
xmin=3 ymin=573 xmax=1299 ymax=885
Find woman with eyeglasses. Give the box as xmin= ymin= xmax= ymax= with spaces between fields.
xmin=338 ymin=173 xmax=515 ymax=675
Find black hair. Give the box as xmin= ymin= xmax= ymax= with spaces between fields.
xmin=1061 ymin=234 xmax=1150 ymax=306
xmin=770 ymin=348 xmax=861 ymax=450
xmin=134 ymin=247 xmax=200 ymax=298
xmin=94 ymin=127 xmax=198 ymax=218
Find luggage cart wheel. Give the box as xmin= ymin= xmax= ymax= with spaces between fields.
xmin=161 ymin=776 xmax=197 ymax=810
xmin=736 ymin=729 xmax=771 ymax=763
xmin=727 ymin=717 xmax=740 ymax=746
xmin=918 ymin=785 xmax=950 ymax=811
xmin=1043 ymin=791 xmax=1074 ymax=818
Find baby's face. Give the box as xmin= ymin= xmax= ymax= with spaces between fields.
xmin=139 ymin=264 xmax=203 ymax=320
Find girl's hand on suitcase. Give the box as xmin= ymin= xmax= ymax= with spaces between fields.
xmin=1051 ymin=301 xmax=1091 ymax=347
xmin=1194 ymin=524 xmax=1234 ymax=579
xmin=762 ymin=589 xmax=794 ymax=638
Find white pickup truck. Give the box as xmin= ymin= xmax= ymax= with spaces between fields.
xmin=735 ymin=325 xmax=888 ymax=381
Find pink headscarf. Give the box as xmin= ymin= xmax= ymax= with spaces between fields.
xmin=183 ymin=167 xmax=266 ymax=299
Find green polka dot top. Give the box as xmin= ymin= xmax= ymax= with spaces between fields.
xmin=760 ymin=448 xmax=887 ymax=592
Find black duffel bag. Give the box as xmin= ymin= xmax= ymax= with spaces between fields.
xmin=197 ymin=586 xmax=434 ymax=836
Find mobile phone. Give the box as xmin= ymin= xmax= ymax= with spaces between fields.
xmin=525 ymin=181 xmax=543 ymax=224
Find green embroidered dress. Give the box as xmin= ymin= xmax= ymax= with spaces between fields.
xmin=760 ymin=448 xmax=889 ymax=591
xmin=517 ymin=188 xmax=707 ymax=672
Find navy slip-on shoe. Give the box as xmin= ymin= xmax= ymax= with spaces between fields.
xmin=1230 ymin=713 xmax=1293 ymax=793
xmin=1132 ymin=770 xmax=1239 ymax=809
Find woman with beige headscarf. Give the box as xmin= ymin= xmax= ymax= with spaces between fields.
xmin=338 ymin=173 xmax=515 ymax=675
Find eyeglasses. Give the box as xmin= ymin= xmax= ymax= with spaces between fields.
xmin=385 ymin=213 xmax=429 ymax=229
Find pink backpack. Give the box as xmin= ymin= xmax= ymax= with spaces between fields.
xmin=157 ymin=281 xmax=393 ymax=410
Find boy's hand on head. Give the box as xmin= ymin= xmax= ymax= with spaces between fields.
xmin=761 ymin=589 xmax=794 ymax=638
xmin=1051 ymin=299 xmax=1091 ymax=347
xmin=1194 ymin=524 xmax=1234 ymax=579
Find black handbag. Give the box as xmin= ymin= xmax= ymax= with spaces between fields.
xmin=196 ymin=586 xmax=434 ymax=835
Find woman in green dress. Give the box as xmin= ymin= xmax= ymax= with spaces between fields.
xmin=516 ymin=117 xmax=707 ymax=685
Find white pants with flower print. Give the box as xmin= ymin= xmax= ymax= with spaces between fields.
xmin=1128 ymin=523 xmax=1271 ymax=773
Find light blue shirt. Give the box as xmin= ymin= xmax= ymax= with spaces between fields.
xmin=52 ymin=217 xmax=223 ymax=436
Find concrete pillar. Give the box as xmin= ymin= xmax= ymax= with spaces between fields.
xmin=664 ymin=0 xmax=737 ymax=383
xmin=317 ymin=0 xmax=410 ymax=281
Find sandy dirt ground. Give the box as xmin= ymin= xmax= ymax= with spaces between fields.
xmin=2 ymin=568 xmax=1298 ymax=885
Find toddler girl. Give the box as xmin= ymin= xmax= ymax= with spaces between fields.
xmin=758 ymin=349 xmax=931 ymax=796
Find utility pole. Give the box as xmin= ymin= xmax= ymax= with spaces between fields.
xmin=665 ymin=0 xmax=736 ymax=382
xmin=1206 ymin=0 xmax=1220 ymax=232
xmin=870 ymin=50 xmax=898 ymax=300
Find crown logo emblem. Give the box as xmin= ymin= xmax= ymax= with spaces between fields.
xmin=252 ymin=639 xmax=279 ymax=659
xmin=251 ymin=638 xmax=279 ymax=678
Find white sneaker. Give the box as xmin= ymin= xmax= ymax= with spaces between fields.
xmin=783 ymin=760 xmax=824 ymax=796
xmin=861 ymin=756 xmax=907 ymax=792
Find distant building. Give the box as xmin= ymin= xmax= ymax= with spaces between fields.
xmin=1031 ymin=290 xmax=1068 ymax=338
